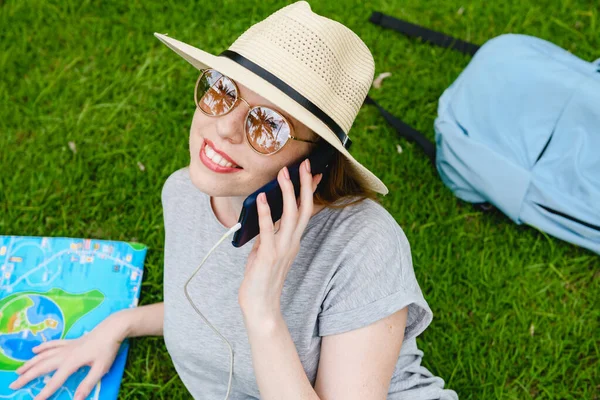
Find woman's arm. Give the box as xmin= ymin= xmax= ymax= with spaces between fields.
xmin=244 ymin=307 xmax=407 ymax=400
xmin=314 ymin=307 xmax=408 ymax=399
xmin=121 ymin=301 xmax=164 ymax=337
xmin=245 ymin=313 xmax=319 ymax=399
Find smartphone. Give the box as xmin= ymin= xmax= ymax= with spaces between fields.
xmin=232 ymin=142 xmax=335 ymax=247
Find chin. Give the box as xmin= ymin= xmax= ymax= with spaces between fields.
xmin=188 ymin=158 xmax=250 ymax=197
xmin=188 ymin=161 xmax=220 ymax=195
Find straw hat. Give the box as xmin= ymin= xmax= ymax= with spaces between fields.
xmin=154 ymin=1 xmax=388 ymax=195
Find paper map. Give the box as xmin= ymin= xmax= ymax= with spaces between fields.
xmin=0 ymin=236 xmax=147 ymax=399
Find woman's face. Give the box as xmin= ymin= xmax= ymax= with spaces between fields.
xmin=188 ymin=80 xmax=316 ymax=197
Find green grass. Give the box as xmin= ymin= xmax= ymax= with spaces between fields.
xmin=1 ymin=0 xmax=598 ymax=398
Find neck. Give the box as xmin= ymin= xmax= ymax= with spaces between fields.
xmin=210 ymin=195 xmax=326 ymax=229
xmin=210 ymin=195 xmax=247 ymax=228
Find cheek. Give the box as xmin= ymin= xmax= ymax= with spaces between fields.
xmin=253 ymin=149 xmax=301 ymax=184
xmin=188 ymin=116 xmax=212 ymax=155
xmin=242 ymin=154 xmax=286 ymax=190
xmin=251 ymin=159 xmax=281 ymax=183
xmin=190 ymin=113 xmax=209 ymax=138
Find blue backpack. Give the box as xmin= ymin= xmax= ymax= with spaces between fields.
xmin=366 ymin=12 xmax=600 ymax=255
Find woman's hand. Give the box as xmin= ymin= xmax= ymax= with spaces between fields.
xmin=9 ymin=310 xmax=131 ymax=400
xmin=238 ymin=158 xmax=322 ymax=326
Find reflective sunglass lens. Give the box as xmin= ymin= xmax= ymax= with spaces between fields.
xmin=246 ymin=106 xmax=291 ymax=154
xmin=196 ymin=69 xmax=238 ymax=115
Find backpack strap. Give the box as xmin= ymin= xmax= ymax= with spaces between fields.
xmin=365 ymin=95 xmax=492 ymax=211
xmin=366 ymin=11 xmax=493 ymax=211
xmin=369 ymin=11 xmax=480 ymax=56
xmin=364 ymin=11 xmax=480 ymax=163
xmin=363 ymin=95 xmax=436 ymax=164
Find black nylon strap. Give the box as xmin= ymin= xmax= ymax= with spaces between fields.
xmin=369 ymin=11 xmax=480 ymax=56
xmin=365 ymin=11 xmax=479 ymax=162
xmin=364 ymin=95 xmax=436 ymax=164
xmin=367 ymin=11 xmax=495 ymax=211
xmin=219 ymin=50 xmax=352 ymax=150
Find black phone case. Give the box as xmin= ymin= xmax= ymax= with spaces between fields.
xmin=232 ymin=142 xmax=335 ymax=247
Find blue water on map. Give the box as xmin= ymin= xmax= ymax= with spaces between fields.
xmin=0 ymin=295 xmax=64 ymax=361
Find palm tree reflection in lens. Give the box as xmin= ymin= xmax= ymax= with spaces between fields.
xmin=246 ymin=106 xmax=290 ymax=154
xmin=198 ymin=70 xmax=237 ymax=115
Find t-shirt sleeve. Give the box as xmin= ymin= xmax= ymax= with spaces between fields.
xmin=317 ymin=205 xmax=433 ymax=341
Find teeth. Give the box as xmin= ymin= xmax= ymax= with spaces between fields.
xmin=205 ymin=145 xmax=216 ymax=158
xmin=212 ymin=153 xmax=224 ymax=164
xmin=205 ymin=143 xmax=237 ymax=168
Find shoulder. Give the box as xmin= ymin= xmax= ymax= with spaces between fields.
xmin=323 ymin=198 xmax=411 ymax=253
xmin=318 ymin=198 xmax=417 ymax=289
xmin=161 ymin=167 xmax=199 ymax=206
xmin=316 ymin=198 xmax=431 ymax=340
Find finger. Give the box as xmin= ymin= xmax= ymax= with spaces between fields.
xmin=296 ymin=173 xmax=323 ymax=210
xmin=273 ymin=218 xmax=282 ymax=234
xmin=277 ymin=165 xmax=298 ymax=241
xmin=32 ymin=340 xmax=69 ymax=354
xmin=16 ymin=348 xmax=61 ymax=375
xmin=313 ymin=173 xmax=323 ymax=192
xmin=34 ymin=362 xmax=81 ymax=400
xmin=251 ymin=231 xmax=261 ymax=250
xmin=10 ymin=356 xmax=61 ymax=390
xmin=256 ymin=192 xmax=275 ymax=252
xmin=74 ymin=364 xmax=106 ymax=400
xmin=294 ymin=159 xmax=316 ymax=237
xmin=296 ymin=173 xmax=322 ymax=208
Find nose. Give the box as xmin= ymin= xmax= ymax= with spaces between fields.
xmin=214 ymin=99 xmax=250 ymax=145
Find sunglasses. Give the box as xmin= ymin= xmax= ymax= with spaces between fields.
xmin=194 ymin=68 xmax=320 ymax=156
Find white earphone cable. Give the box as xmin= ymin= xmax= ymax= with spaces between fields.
xmin=183 ymin=222 xmax=242 ymax=400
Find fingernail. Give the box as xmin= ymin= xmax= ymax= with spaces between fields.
xmin=305 ymin=158 xmax=311 ymax=173
xmin=283 ymin=166 xmax=290 ymax=180
xmin=259 ymin=192 xmax=266 ymax=204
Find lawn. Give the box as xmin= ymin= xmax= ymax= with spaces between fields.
xmin=1 ymin=0 xmax=598 ymax=398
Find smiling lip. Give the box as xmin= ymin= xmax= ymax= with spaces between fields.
xmin=199 ymin=141 xmax=243 ymax=174
xmin=203 ymin=138 xmax=240 ymax=167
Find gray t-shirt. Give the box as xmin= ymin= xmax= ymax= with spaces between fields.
xmin=161 ymin=167 xmax=458 ymax=400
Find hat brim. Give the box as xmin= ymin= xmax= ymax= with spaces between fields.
xmin=154 ymin=33 xmax=388 ymax=195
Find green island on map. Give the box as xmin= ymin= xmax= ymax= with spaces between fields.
xmin=0 ymin=288 xmax=105 ymax=371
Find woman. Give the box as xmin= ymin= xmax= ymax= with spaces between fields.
xmin=10 ymin=2 xmax=457 ymax=399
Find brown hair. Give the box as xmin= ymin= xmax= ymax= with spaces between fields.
xmin=306 ymin=133 xmax=382 ymax=209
